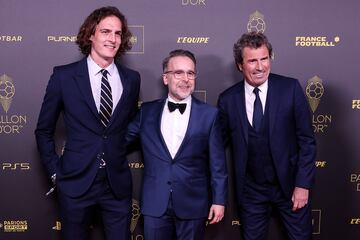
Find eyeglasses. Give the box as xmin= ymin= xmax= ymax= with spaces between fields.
xmin=164 ymin=70 xmax=197 ymax=80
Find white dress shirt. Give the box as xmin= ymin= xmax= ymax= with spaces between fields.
xmin=87 ymin=56 xmax=123 ymax=113
xmin=244 ymin=80 xmax=268 ymax=126
xmin=161 ymin=95 xmax=192 ymax=159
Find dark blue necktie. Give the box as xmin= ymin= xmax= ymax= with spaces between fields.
xmin=252 ymin=87 xmax=263 ymax=131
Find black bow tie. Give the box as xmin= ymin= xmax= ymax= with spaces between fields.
xmin=168 ymin=101 xmax=187 ymax=114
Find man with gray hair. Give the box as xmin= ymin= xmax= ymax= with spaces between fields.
xmin=218 ymin=32 xmax=316 ymax=240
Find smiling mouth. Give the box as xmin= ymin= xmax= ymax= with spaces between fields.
xmin=178 ymin=85 xmax=190 ymax=89
xmin=104 ymin=45 xmax=116 ymax=49
xmin=254 ymin=72 xmax=264 ymax=77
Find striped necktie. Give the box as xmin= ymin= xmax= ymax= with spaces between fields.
xmin=99 ymin=69 xmax=113 ymax=127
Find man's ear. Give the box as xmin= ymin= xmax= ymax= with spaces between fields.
xmin=162 ymin=74 xmax=168 ymax=85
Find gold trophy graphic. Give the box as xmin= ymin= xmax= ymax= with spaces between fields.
xmin=306 ymin=76 xmax=324 ymax=113
xmin=0 ymin=74 xmax=15 ymax=113
xmin=247 ymin=11 xmax=266 ymax=33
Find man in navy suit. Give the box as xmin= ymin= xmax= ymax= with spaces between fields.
xmin=218 ymin=32 xmax=316 ymax=240
xmin=127 ymin=49 xmax=227 ymax=240
xmin=35 ymin=6 xmax=140 ymax=240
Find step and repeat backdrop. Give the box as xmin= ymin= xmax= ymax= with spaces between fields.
xmin=1 ymin=0 xmax=359 ymax=239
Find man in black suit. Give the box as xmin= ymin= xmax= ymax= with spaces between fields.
xmin=218 ymin=32 xmax=316 ymax=240
xmin=35 ymin=6 xmax=140 ymax=240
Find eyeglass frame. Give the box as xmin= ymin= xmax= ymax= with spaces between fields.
xmin=163 ymin=70 xmax=197 ymax=80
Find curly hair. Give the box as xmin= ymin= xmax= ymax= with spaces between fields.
xmin=233 ymin=32 xmax=273 ymax=65
xmin=76 ymin=6 xmax=132 ymax=58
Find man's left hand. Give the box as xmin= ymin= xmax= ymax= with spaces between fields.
xmin=291 ymin=187 xmax=309 ymax=211
xmin=208 ymin=204 xmax=225 ymax=224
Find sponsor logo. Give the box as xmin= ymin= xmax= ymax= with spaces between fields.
xmin=315 ymin=161 xmax=327 ymax=168
xmin=350 ymin=173 xmax=360 ymax=191
xmin=47 ymin=35 xmax=77 ymax=42
xmin=2 ymin=162 xmax=30 ymax=170
xmin=352 ymin=100 xmax=360 ymax=109
xmin=0 ymin=35 xmax=22 ymax=42
xmin=350 ymin=218 xmax=360 ymax=224
xmin=129 ymin=162 xmax=144 ymax=169
xmin=295 ymin=36 xmax=340 ymax=47
xmin=177 ymin=37 xmax=209 ymax=44
xmin=1 ymin=220 xmax=28 ymax=232
xmin=52 ymin=221 xmax=61 ymax=231
xmin=182 ymin=0 xmax=206 ymax=5
xmin=231 ymin=220 xmax=241 ymax=226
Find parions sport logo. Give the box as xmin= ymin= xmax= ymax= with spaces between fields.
xmin=1 ymin=220 xmax=28 ymax=232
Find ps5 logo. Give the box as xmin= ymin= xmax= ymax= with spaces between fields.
xmin=2 ymin=163 xmax=30 ymax=170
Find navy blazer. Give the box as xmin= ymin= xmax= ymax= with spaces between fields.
xmin=127 ymin=97 xmax=228 ymax=219
xmin=218 ymin=73 xmax=316 ymax=203
xmin=35 ymin=57 xmax=140 ymax=198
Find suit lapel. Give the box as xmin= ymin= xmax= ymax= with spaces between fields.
xmin=236 ymin=81 xmax=249 ymax=144
xmin=107 ymin=63 xmax=131 ymax=128
xmin=156 ymin=99 xmax=174 ymax=160
xmin=74 ymin=58 xmax=100 ymax=120
xmin=267 ymin=75 xmax=280 ymax=138
xmin=173 ymin=97 xmax=199 ymax=159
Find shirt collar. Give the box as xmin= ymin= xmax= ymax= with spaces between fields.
xmin=244 ymin=79 xmax=268 ymax=96
xmin=87 ymin=55 xmax=115 ymax=77
xmin=167 ymin=95 xmax=192 ymax=104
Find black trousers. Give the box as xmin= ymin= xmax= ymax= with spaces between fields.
xmin=144 ymin=194 xmax=206 ymax=240
xmin=57 ymin=168 xmax=132 ymax=240
xmin=240 ymin=178 xmax=312 ymax=240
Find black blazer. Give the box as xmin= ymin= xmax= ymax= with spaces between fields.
xmin=218 ymin=73 xmax=316 ymax=203
xmin=35 ymin=57 xmax=140 ymax=198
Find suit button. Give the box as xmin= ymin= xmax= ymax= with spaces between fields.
xmin=103 ymin=135 xmax=107 ymax=139
xmin=167 ymin=181 xmax=171 ymax=185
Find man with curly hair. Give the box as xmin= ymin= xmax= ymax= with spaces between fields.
xmin=35 ymin=6 xmax=140 ymax=240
